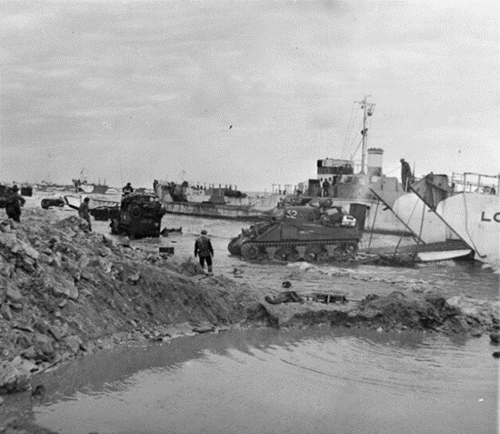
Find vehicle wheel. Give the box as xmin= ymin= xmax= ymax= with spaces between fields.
xmin=273 ymin=248 xmax=288 ymax=261
xmin=286 ymin=248 xmax=300 ymax=262
xmin=305 ymin=246 xmax=321 ymax=262
xmin=343 ymin=242 xmax=358 ymax=259
xmin=130 ymin=206 xmax=142 ymax=219
xmin=241 ymin=243 xmax=260 ymax=260
xmin=316 ymin=249 xmax=330 ymax=263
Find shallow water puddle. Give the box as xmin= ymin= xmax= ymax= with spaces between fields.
xmin=33 ymin=328 xmax=498 ymax=434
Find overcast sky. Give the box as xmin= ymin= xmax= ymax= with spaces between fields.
xmin=1 ymin=0 xmax=498 ymax=191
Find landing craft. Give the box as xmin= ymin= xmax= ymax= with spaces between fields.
xmin=371 ymin=172 xmax=500 ymax=269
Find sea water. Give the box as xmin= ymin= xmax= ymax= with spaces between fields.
xmin=33 ymin=327 xmax=498 ymax=434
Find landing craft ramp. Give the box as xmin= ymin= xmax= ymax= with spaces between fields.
xmin=368 ymin=179 xmax=474 ymax=262
xmin=365 ymin=239 xmax=473 ymax=263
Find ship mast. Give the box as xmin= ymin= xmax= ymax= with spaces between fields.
xmin=355 ymin=95 xmax=375 ymax=174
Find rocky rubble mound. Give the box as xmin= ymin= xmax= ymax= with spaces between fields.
xmin=0 ymin=211 xmax=254 ymax=395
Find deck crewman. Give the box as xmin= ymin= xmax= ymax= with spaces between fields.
xmin=400 ymin=158 xmax=413 ymax=192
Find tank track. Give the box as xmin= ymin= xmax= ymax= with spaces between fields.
xmin=238 ymin=240 xmax=359 ymax=262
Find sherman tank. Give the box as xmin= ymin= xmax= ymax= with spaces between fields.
xmin=228 ymin=206 xmax=361 ymax=262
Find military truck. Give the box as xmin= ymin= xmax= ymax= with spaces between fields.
xmin=110 ymin=192 xmax=166 ymax=239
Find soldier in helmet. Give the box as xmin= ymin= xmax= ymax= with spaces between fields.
xmin=78 ymin=197 xmax=92 ymax=231
xmin=5 ymin=185 xmax=24 ymax=222
xmin=122 ymin=182 xmax=134 ymax=195
xmin=194 ymin=230 xmax=214 ymax=274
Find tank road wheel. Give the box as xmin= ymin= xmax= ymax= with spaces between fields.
xmin=241 ymin=243 xmax=260 ymax=260
xmin=316 ymin=249 xmax=331 ymax=263
xmin=304 ymin=246 xmax=319 ymax=263
xmin=325 ymin=244 xmax=343 ymax=262
xmin=273 ymin=248 xmax=288 ymax=261
xmin=343 ymin=242 xmax=359 ymax=260
xmin=286 ymin=248 xmax=301 ymax=262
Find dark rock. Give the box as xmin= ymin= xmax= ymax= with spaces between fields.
xmin=48 ymin=323 xmax=69 ymax=341
xmin=9 ymin=302 xmax=23 ymax=312
xmin=0 ymin=360 xmax=30 ymax=394
xmin=11 ymin=322 xmax=34 ymax=333
xmin=63 ymin=335 xmax=81 ymax=354
xmin=31 ymin=384 xmax=46 ymax=398
xmin=15 ymin=334 xmax=31 ymax=349
xmin=1 ymin=304 xmax=12 ymax=321
xmin=121 ymin=236 xmax=131 ymax=248
xmin=492 ymin=352 xmax=500 ymax=359
xmin=192 ymin=322 xmax=215 ymax=334
xmin=33 ymin=333 xmax=55 ymax=362
xmin=6 ymin=287 xmax=23 ymax=303
xmin=489 ymin=333 xmax=500 ymax=344
xmin=67 ymin=283 xmax=79 ymax=300
xmin=20 ymin=346 xmax=37 ymax=360
xmin=127 ymin=272 xmax=141 ymax=285
xmin=33 ymin=319 xmax=50 ymax=335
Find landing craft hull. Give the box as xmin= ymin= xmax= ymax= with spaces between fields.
xmin=371 ymin=177 xmax=500 ymax=269
xmin=161 ymin=201 xmax=271 ymax=221
xmin=436 ymin=193 xmax=500 ymax=268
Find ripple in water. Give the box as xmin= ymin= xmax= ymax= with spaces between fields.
xmin=32 ymin=327 xmax=498 ymax=434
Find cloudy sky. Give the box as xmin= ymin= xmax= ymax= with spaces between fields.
xmin=1 ymin=0 xmax=498 ymax=191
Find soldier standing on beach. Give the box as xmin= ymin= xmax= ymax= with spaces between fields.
xmin=78 ymin=197 xmax=92 ymax=231
xmin=5 ymin=185 xmax=24 ymax=222
xmin=194 ymin=230 xmax=214 ymax=274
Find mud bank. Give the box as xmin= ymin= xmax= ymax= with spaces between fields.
xmin=0 ymin=210 xmax=499 ymax=433
xmin=248 ymin=291 xmax=500 ymax=336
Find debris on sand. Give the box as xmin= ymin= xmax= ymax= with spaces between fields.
xmin=247 ymin=290 xmax=500 ymax=334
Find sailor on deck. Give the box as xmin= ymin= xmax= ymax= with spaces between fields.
xmin=400 ymin=159 xmax=413 ymax=192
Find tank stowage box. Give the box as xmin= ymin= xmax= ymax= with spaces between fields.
xmin=228 ymin=206 xmax=361 ymax=262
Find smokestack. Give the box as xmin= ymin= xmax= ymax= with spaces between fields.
xmin=367 ymin=148 xmax=383 ymax=179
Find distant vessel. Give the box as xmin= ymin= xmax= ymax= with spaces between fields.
xmin=155 ymin=182 xmax=281 ymax=220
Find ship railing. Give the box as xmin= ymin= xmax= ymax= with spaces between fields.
xmin=451 ymin=172 xmax=499 ymax=195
